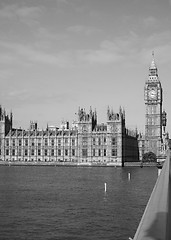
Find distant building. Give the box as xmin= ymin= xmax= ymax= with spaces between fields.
xmin=0 ymin=105 xmax=139 ymax=166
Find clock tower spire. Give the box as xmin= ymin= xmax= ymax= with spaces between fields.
xmin=149 ymin=51 xmax=158 ymax=77
xmin=144 ymin=52 xmax=163 ymax=156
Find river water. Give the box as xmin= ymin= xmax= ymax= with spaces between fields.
xmin=0 ymin=166 xmax=158 ymax=240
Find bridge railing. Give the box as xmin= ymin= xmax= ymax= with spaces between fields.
xmin=131 ymin=150 xmax=171 ymax=240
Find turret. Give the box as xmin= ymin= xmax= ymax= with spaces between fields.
xmin=0 ymin=106 xmax=13 ymax=137
xmin=30 ymin=121 xmax=38 ymax=131
xmin=107 ymin=106 xmax=125 ymax=122
xmin=60 ymin=120 xmax=69 ymax=130
xmin=107 ymin=107 xmax=125 ymax=133
xmin=77 ymin=107 xmax=97 ymax=133
xmin=10 ymin=111 xmax=13 ymax=126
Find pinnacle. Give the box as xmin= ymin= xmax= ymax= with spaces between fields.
xmin=150 ymin=51 xmax=157 ymax=70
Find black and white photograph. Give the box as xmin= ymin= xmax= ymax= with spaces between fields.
xmin=0 ymin=0 xmax=170 ymax=239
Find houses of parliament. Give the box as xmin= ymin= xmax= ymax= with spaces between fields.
xmin=0 ymin=53 xmax=169 ymax=166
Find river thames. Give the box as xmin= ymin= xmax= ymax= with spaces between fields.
xmin=0 ymin=165 xmax=158 ymax=240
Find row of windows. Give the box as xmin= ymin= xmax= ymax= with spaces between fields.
xmin=5 ymin=138 xmax=76 ymax=147
xmin=147 ymin=129 xmax=157 ymax=137
xmin=5 ymin=149 xmax=76 ymax=157
xmin=92 ymin=149 xmax=107 ymax=157
xmin=92 ymin=137 xmax=107 ymax=145
xmin=82 ymin=149 xmax=117 ymax=157
xmin=5 ymin=158 xmax=118 ymax=163
xmin=147 ymin=118 xmax=156 ymax=125
xmin=92 ymin=137 xmax=117 ymax=145
xmin=5 ymin=137 xmax=117 ymax=147
xmin=146 ymin=118 xmax=161 ymax=125
xmin=4 ymin=148 xmax=117 ymax=157
xmin=146 ymin=105 xmax=157 ymax=114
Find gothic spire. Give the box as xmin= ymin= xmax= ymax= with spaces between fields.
xmin=149 ymin=51 xmax=158 ymax=76
xmin=150 ymin=51 xmax=157 ymax=69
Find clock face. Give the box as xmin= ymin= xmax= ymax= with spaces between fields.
xmin=148 ymin=88 xmax=157 ymax=99
xmin=110 ymin=125 xmax=118 ymax=132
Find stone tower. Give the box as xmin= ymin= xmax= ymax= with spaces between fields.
xmin=144 ymin=52 xmax=163 ymax=156
xmin=0 ymin=106 xmax=13 ymax=160
xmin=0 ymin=106 xmax=12 ymax=137
xmin=77 ymin=107 xmax=97 ymax=134
xmin=77 ymin=107 xmax=97 ymax=161
xmin=107 ymin=106 xmax=125 ymax=166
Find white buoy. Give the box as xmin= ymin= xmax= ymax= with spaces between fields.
xmin=128 ymin=172 xmax=131 ymax=180
xmin=104 ymin=182 xmax=107 ymax=192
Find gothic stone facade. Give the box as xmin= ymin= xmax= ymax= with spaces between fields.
xmin=0 ymin=106 xmax=139 ymax=166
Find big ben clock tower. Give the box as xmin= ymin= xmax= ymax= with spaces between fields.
xmin=144 ymin=52 xmax=163 ymax=156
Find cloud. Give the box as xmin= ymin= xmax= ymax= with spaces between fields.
xmin=34 ymin=27 xmax=68 ymax=50
xmin=0 ymin=30 xmax=139 ymax=68
xmin=0 ymin=4 xmax=16 ymax=18
xmin=1 ymin=28 xmax=171 ymax=69
xmin=138 ymin=35 xmax=171 ymax=66
xmin=0 ymin=4 xmax=43 ymax=26
xmin=78 ymin=48 xmax=123 ymax=65
xmin=0 ymin=38 xmax=124 ymax=67
xmin=17 ymin=6 xmax=42 ymax=18
xmin=8 ymin=89 xmax=29 ymax=98
xmin=143 ymin=16 xmax=159 ymax=28
xmin=0 ymin=89 xmax=31 ymax=109
xmin=0 ymin=40 xmax=72 ymax=67
xmin=0 ymin=53 xmax=16 ymax=64
xmin=0 ymin=4 xmax=42 ymax=18
xmin=2 ymin=87 xmax=76 ymax=109
xmin=79 ymin=34 xmax=138 ymax=65
xmin=146 ymin=31 xmax=171 ymax=46
xmin=55 ymin=0 xmax=69 ymax=3
xmin=138 ymin=31 xmax=171 ymax=65
xmin=0 ymin=69 xmax=13 ymax=80
xmin=67 ymin=25 xmax=102 ymax=36
xmin=152 ymin=44 xmax=171 ymax=65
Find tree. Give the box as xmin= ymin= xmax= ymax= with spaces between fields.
xmin=142 ymin=152 xmax=157 ymax=162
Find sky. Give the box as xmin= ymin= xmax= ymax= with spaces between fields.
xmin=0 ymin=0 xmax=171 ymax=134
